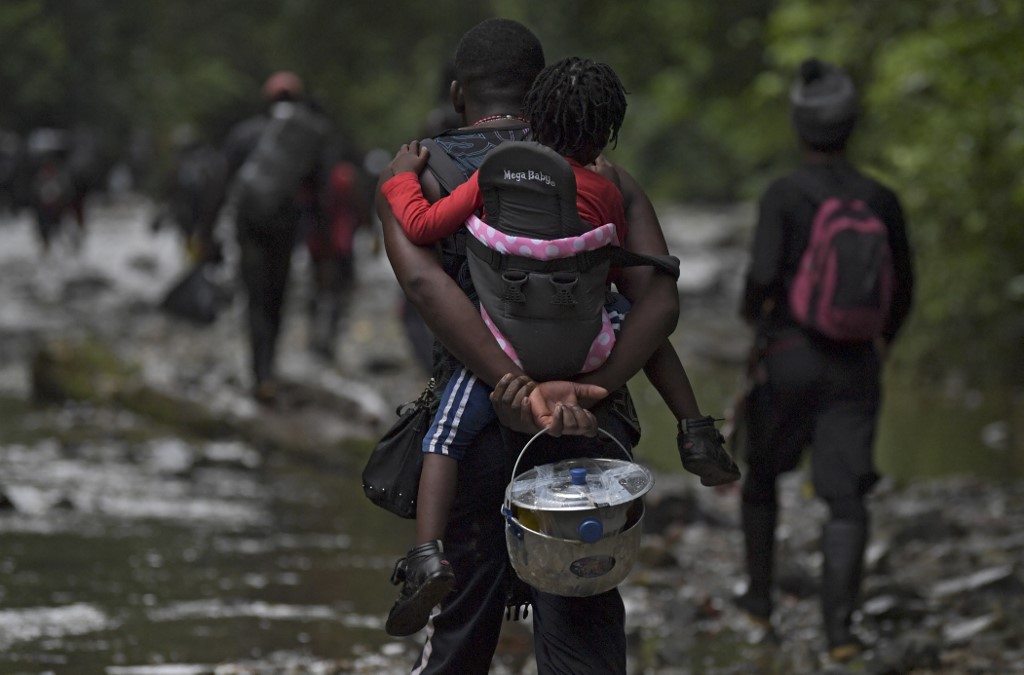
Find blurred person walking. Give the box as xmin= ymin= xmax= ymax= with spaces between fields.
xmin=152 ymin=125 xmax=228 ymax=263
xmin=220 ymin=71 xmax=331 ymax=402
xmin=26 ymin=127 xmax=75 ymax=254
xmin=735 ymin=58 xmax=915 ymax=662
xmin=66 ymin=126 xmax=104 ymax=238
xmin=305 ymin=140 xmax=372 ymax=361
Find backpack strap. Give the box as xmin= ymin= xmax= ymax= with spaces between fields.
xmin=420 ymin=138 xmax=472 ymax=257
xmin=792 ymin=163 xmax=858 ymax=205
xmin=420 ymin=138 xmax=469 ymax=196
xmin=608 ymin=247 xmax=681 ymax=280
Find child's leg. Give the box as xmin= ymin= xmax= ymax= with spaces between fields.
xmin=416 ymin=453 xmax=457 ymax=544
xmin=416 ymin=367 xmax=496 ymax=543
xmin=608 ymin=290 xmax=739 ymax=486
xmin=643 ymin=340 xmax=703 ymax=420
xmin=604 ymin=291 xmax=631 ymax=336
xmin=646 ymin=338 xmax=739 ymax=486
xmin=387 ymin=368 xmax=495 ymax=637
xmin=607 ymin=291 xmax=703 ymax=420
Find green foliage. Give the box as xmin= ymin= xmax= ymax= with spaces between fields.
xmin=762 ymin=0 xmax=1024 ymax=385
xmin=0 ymin=0 xmax=67 ymax=120
xmin=0 ymin=0 xmax=1019 ymax=385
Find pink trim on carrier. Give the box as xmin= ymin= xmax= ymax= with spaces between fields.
xmin=467 ymin=215 xmax=619 ymax=373
xmin=466 ymin=216 xmax=620 ymax=259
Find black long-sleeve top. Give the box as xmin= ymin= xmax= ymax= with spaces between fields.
xmin=741 ymin=159 xmax=914 ymax=344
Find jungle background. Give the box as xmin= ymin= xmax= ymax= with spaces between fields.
xmin=0 ymin=0 xmax=1021 ymax=395
xmin=0 ymin=2 xmax=1023 ymax=672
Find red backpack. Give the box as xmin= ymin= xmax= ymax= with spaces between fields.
xmin=788 ymin=180 xmax=894 ymax=342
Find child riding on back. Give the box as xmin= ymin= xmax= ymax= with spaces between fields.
xmin=379 ymin=56 xmax=739 ymax=637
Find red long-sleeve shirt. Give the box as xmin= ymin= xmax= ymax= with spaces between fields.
xmin=382 ymin=158 xmax=628 ymax=246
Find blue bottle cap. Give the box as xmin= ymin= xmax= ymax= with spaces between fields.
xmin=578 ymin=518 xmax=603 ymax=543
xmin=570 ymin=467 xmax=588 ymax=485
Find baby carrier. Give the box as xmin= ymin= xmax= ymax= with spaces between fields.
xmin=462 ymin=141 xmax=679 ymax=381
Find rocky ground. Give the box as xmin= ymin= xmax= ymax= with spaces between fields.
xmin=1 ymin=198 xmax=1022 ymax=674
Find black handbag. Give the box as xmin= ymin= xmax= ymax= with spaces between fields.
xmin=361 ymin=379 xmax=437 ymax=519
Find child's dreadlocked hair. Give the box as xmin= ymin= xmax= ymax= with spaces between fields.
xmin=523 ymin=56 xmax=628 ymax=162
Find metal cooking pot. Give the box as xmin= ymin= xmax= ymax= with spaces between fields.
xmin=502 ymin=428 xmax=654 ymax=597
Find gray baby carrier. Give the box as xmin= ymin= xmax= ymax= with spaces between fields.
xmin=463 ymin=142 xmax=679 ymax=381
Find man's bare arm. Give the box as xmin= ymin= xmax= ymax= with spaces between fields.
xmin=575 ymin=162 xmax=680 ymax=393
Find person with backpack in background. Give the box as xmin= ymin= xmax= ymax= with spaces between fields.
xmin=153 ymin=124 xmax=229 ymax=262
xmin=219 ymin=70 xmax=330 ymax=403
xmin=379 ymin=55 xmax=738 ymax=637
xmin=26 ymin=127 xmax=75 ymax=254
xmin=735 ymin=57 xmax=914 ymax=662
xmin=305 ymin=139 xmax=372 ymax=361
xmin=66 ymin=126 xmax=104 ymax=240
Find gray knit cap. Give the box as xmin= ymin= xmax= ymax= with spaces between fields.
xmin=789 ymin=58 xmax=859 ymax=149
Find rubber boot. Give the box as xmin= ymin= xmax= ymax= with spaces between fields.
xmin=821 ymin=519 xmax=868 ymax=661
xmin=735 ymin=501 xmax=777 ymax=625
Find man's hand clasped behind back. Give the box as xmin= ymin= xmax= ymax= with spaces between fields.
xmin=489 ymin=373 xmax=607 ymax=438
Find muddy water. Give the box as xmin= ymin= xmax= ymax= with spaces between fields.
xmin=0 ymin=199 xmax=1020 ymax=673
xmin=0 ymin=202 xmax=417 ymax=673
xmin=0 ymin=401 xmax=420 ymax=672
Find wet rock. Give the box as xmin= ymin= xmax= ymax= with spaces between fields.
xmin=52 ymin=494 xmax=75 ymax=510
xmin=860 ymin=582 xmax=930 ymax=621
xmin=891 ymin=508 xmax=966 ymax=543
xmin=644 ymin=473 xmax=736 ymax=530
xmin=127 ymin=253 xmax=160 ymax=275
xmin=636 ymin=534 xmax=679 ymax=568
xmin=943 ymin=612 xmax=1001 ymax=645
xmin=194 ymin=441 xmax=262 ymax=471
xmin=61 ymin=274 xmax=112 ymax=302
xmin=27 ymin=337 xmax=378 ymax=463
xmin=30 ymin=337 xmax=137 ymax=404
xmin=929 ymin=564 xmax=1016 ymax=599
xmin=644 ymin=486 xmax=700 ymax=530
xmin=871 ymin=629 xmax=943 ymax=674
xmin=113 ymin=384 xmax=235 ymax=438
xmin=776 ymin=560 xmax=819 ymax=600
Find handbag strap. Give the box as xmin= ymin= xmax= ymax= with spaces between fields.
xmin=398 ymin=377 xmax=437 ymax=415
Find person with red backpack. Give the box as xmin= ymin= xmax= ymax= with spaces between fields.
xmin=306 ymin=145 xmax=372 ymax=361
xmin=736 ymin=58 xmax=915 ymax=662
